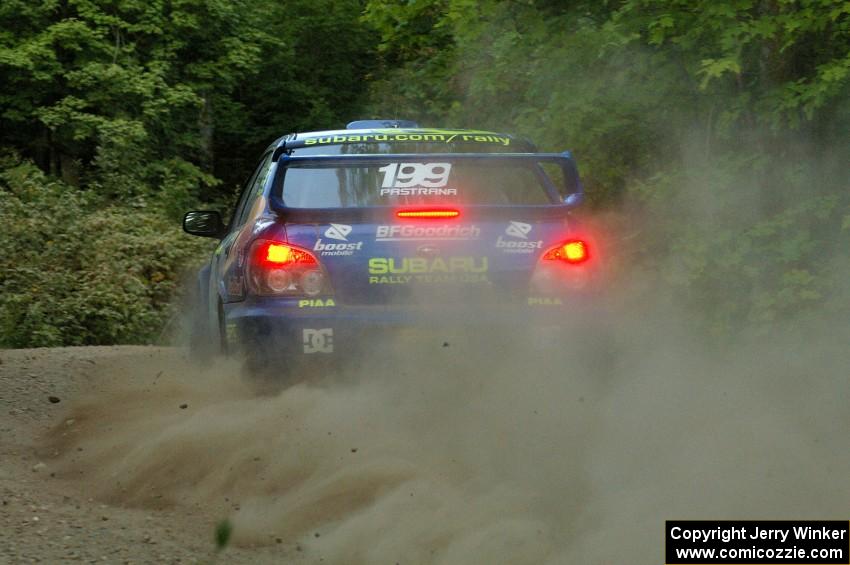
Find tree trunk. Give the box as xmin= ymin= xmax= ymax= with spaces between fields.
xmin=199 ymin=95 xmax=214 ymax=173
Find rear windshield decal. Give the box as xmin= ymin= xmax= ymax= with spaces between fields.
xmin=302 ymin=131 xmax=512 ymax=147
xmin=379 ymin=162 xmax=455 ymax=196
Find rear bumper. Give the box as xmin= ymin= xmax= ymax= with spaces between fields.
xmin=223 ymin=295 xmax=597 ymax=359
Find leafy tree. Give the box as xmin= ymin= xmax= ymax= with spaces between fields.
xmin=363 ymin=0 xmax=850 ymax=334
xmin=0 ymin=0 xmax=380 ymax=346
xmin=213 ymin=0 xmax=378 ymax=189
xmin=0 ymin=0 xmax=377 ymax=200
xmin=0 ymin=0 xmax=264 ymax=200
xmin=362 ymin=0 xmax=458 ymax=122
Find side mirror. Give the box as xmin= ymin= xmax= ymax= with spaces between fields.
xmin=183 ymin=211 xmax=225 ymax=238
xmin=564 ymin=193 xmax=584 ymax=207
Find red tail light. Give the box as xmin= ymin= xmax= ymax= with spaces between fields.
xmin=260 ymin=242 xmax=317 ymax=267
xmin=531 ymin=238 xmax=592 ymax=294
xmin=247 ymin=240 xmax=330 ymax=297
xmin=542 ymin=239 xmax=589 ymax=264
xmin=396 ymin=209 xmax=460 ymax=219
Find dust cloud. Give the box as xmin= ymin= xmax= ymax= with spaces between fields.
xmin=47 ymin=281 xmax=850 ymax=563
xmin=49 ymin=125 xmax=850 ymax=561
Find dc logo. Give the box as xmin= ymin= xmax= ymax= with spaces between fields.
xmin=505 ymin=221 xmax=532 ymax=239
xmin=303 ymin=328 xmax=334 ymax=354
xmin=325 ymin=224 xmax=352 ymax=241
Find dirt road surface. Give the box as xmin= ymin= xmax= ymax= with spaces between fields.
xmin=0 ymin=347 xmax=294 ymax=564
xmin=2 ymin=325 xmax=849 ymax=564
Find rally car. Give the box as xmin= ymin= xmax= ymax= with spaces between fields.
xmin=183 ymin=120 xmax=596 ymax=379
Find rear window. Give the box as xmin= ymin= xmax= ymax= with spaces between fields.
xmin=280 ymin=161 xmax=554 ymax=208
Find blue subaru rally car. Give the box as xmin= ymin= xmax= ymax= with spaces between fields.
xmin=183 ymin=120 xmax=596 ymax=378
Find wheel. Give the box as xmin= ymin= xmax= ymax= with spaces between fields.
xmin=242 ymin=349 xmax=300 ymax=394
xmin=238 ymin=321 xmax=299 ymax=393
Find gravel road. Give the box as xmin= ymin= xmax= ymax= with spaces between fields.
xmin=0 ymin=346 xmax=294 ymax=564
xmin=3 ymin=328 xmax=849 ymax=564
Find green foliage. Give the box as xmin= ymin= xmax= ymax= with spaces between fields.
xmin=0 ymin=0 xmax=375 ymax=195
xmin=632 ymin=153 xmax=850 ymax=336
xmin=214 ymin=519 xmax=232 ymax=551
xmin=213 ymin=0 xmax=378 ymax=187
xmin=0 ymin=157 xmax=210 ymax=347
xmin=614 ymin=0 xmax=850 ymax=129
xmin=363 ymin=0 xmax=850 ymax=335
xmin=0 ymin=0 xmax=263 ymax=203
xmin=361 ymin=0 xmax=457 ymax=122
xmin=0 ymin=0 xmax=377 ymax=347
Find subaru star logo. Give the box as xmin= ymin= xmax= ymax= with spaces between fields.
xmin=324 ymin=223 xmax=352 ymax=241
xmin=505 ymin=221 xmax=532 ymax=239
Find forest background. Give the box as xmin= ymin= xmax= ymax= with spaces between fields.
xmin=1 ymin=0 xmax=848 ymax=347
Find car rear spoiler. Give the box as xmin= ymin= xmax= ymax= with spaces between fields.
xmin=268 ymin=152 xmax=584 ymax=221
